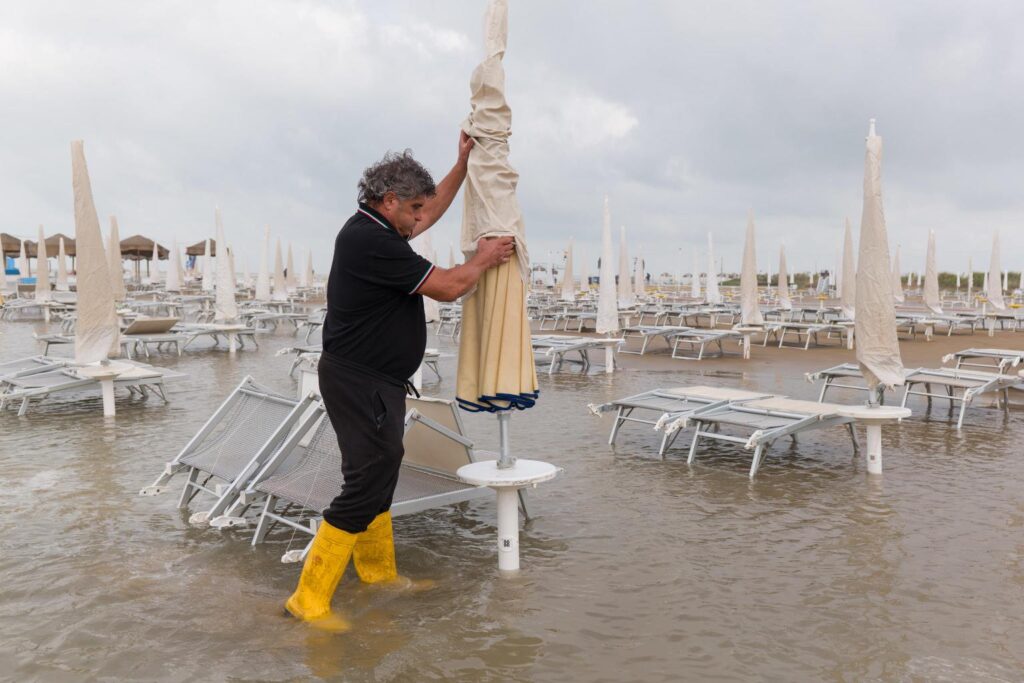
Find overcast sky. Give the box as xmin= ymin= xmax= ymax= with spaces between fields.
xmin=1 ymin=0 xmax=1021 ymax=277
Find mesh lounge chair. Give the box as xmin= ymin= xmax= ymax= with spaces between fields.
xmin=668 ymin=328 xmax=744 ymax=360
xmin=684 ymin=397 xmax=858 ymax=477
xmin=0 ymin=360 xmax=183 ymax=416
xmin=0 ymin=355 xmax=65 ymax=381
xmin=532 ymin=335 xmax=618 ymax=374
xmin=226 ymin=395 xmax=505 ymax=563
xmin=941 ymin=348 xmax=1024 ymax=374
xmin=138 ymin=377 xmax=313 ymax=523
xmin=618 ymin=325 xmax=692 ymax=355
xmin=589 ymin=385 xmax=773 ymax=457
xmin=899 ymin=367 xmax=1022 ymax=429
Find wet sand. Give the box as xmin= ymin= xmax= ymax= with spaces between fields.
xmin=1 ymin=317 xmax=1023 ymax=681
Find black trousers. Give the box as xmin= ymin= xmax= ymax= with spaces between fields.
xmin=318 ymin=353 xmax=408 ymax=534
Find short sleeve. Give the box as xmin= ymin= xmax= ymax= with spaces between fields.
xmin=364 ymin=230 xmax=435 ymax=294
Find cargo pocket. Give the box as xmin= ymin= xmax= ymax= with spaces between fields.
xmin=371 ymin=390 xmax=388 ymax=432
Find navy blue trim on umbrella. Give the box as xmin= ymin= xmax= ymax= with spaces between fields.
xmin=457 ymin=390 xmax=540 ymax=413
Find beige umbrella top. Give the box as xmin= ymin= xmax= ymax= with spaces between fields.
xmin=560 ymin=238 xmax=575 ymax=301
xmin=56 ymin=236 xmax=70 ymax=291
xmin=272 ymin=237 xmax=288 ymax=301
xmin=840 ymin=217 xmax=856 ymax=318
xmin=739 ymin=212 xmax=763 ymax=325
xmin=185 ymin=239 xmax=217 ymax=256
xmin=166 ymin=239 xmax=182 ymax=292
xmin=107 ymin=217 xmax=127 ymax=301
xmin=986 ymin=231 xmax=1006 ymax=310
xmin=596 ymin=196 xmax=619 ymax=334
xmin=854 ymin=120 xmax=904 ymax=393
xmin=72 ymin=141 xmax=120 ymax=364
xmin=214 ymin=211 xmax=238 ymax=322
xmin=456 ymin=0 xmax=538 ymax=412
xmin=891 ymin=245 xmax=904 ymax=304
xmin=777 ymin=245 xmax=792 ymax=311
xmin=923 ymin=230 xmax=942 ymax=314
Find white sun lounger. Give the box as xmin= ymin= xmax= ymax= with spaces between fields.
xmin=0 ymin=360 xmax=184 ymax=416
xmin=899 ymin=367 xmax=1022 ymax=429
xmin=804 ymin=362 xmax=911 ymax=403
xmin=762 ymin=321 xmax=849 ymax=349
xmin=532 ymin=335 xmax=618 ymax=373
xmin=684 ymin=397 xmax=858 ymax=477
xmin=177 ymin=323 xmax=259 ymax=350
xmin=589 ymin=386 xmax=773 ymax=457
xmin=229 ymin=395 xmax=504 ymax=563
xmin=941 ymin=348 xmax=1024 ymax=374
xmin=618 ymin=325 xmax=693 ymax=355
xmin=0 ymin=355 xmax=66 ymax=382
xmin=668 ymin=328 xmax=744 ymax=360
xmin=138 ymin=376 xmax=314 ymax=523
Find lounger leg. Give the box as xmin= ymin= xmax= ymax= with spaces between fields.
xmin=177 ymin=468 xmax=200 ymax=508
xmin=818 ymin=380 xmax=828 ymax=403
xmin=18 ymin=396 xmax=31 ymax=417
xmin=608 ymin=407 xmax=629 ymax=445
xmin=847 ymin=422 xmax=859 ymax=452
xmin=956 ymin=397 xmax=968 ymax=430
xmin=749 ymin=445 xmax=765 ymax=478
xmin=687 ymin=426 xmax=703 ymax=465
xmin=252 ymin=496 xmax=276 ymax=545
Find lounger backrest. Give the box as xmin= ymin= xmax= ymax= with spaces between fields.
xmin=123 ymin=317 xmax=180 ymax=334
xmin=403 ymin=396 xmax=474 ymax=475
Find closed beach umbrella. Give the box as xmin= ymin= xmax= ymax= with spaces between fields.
xmin=18 ymin=240 xmax=29 ymax=277
xmin=56 ymin=236 xmax=69 ymax=291
xmin=214 ymin=210 xmax=237 ymax=321
xmin=149 ymin=238 xmax=161 ymax=285
xmin=987 ymin=231 xmax=1005 ymax=310
xmin=596 ymin=196 xmax=619 ymax=334
xmin=286 ymin=243 xmax=297 ymax=291
xmin=303 ymin=248 xmax=314 ymax=288
xmin=690 ymin=251 xmax=700 ymax=298
xmin=72 ymin=141 xmax=119 ymax=363
xmin=633 ymin=251 xmax=644 ymax=298
xmin=201 ymin=238 xmax=215 ymax=292
xmin=739 ymin=212 xmax=763 ymax=325
xmin=412 ymin=231 xmax=440 ymax=323
xmin=456 ymin=0 xmax=538 ymax=412
xmin=855 ymin=120 xmax=904 ymax=394
xmin=35 ymin=225 xmax=51 ymax=301
xmin=578 ymin=251 xmax=589 ymax=295
xmin=923 ymin=229 xmax=942 ymax=314
xmin=272 ymin=237 xmax=288 ymax=301
xmin=891 ymin=245 xmax=904 ymax=303
xmin=255 ymin=226 xmax=271 ymax=301
xmin=840 ymin=218 xmax=856 ymax=318
xmin=706 ymin=232 xmax=721 ymax=304
xmin=560 ymin=238 xmax=575 ymax=301
xmin=777 ymin=245 xmax=792 ymax=310
xmin=107 ymin=217 xmax=126 ymax=301
xmin=617 ymin=226 xmax=633 ymax=307
xmin=166 ymin=239 xmax=181 ymax=292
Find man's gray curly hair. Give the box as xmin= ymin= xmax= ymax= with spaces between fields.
xmin=357 ymin=150 xmax=436 ymax=204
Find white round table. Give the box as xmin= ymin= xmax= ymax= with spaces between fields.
xmin=835 ymin=405 xmax=912 ymax=475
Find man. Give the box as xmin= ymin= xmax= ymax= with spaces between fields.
xmin=286 ymin=132 xmax=514 ymax=630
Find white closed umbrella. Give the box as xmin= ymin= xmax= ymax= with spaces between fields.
xmin=72 ymin=141 xmax=120 ymax=364
xmin=202 ymin=238 xmax=215 ymax=292
xmin=923 ymin=230 xmax=942 ymax=314
xmin=596 ymin=196 xmax=619 ymax=334
xmin=987 ymin=231 xmax=1006 ymax=310
xmin=690 ymin=251 xmax=700 ymax=298
xmin=286 ymin=243 xmax=297 ymax=292
xmin=303 ymin=248 xmax=314 ymax=288
xmin=560 ymin=238 xmax=575 ymax=301
xmin=632 ymin=251 xmax=644 ymax=298
xmin=706 ymin=232 xmax=721 ymax=304
xmin=148 ymin=239 xmax=160 ymax=285
xmin=214 ymin=209 xmax=237 ymax=322
xmin=840 ymin=218 xmax=856 ymax=318
xmin=240 ymin=257 xmax=249 ymax=288
xmin=891 ymin=245 xmax=904 ymax=303
xmin=35 ymin=225 xmax=51 ymax=302
xmin=617 ymin=226 xmax=634 ymax=307
xmin=166 ymin=239 xmax=181 ymax=292
xmin=255 ymin=226 xmax=271 ymax=301
xmin=107 ymin=217 xmax=126 ymax=301
xmin=739 ymin=212 xmax=763 ymax=326
xmin=855 ymin=120 xmax=904 ymax=393
xmin=272 ymin=237 xmax=288 ymax=301
xmin=777 ymin=245 xmax=792 ymax=311
xmin=18 ymin=240 xmax=29 ymax=277
xmin=578 ymin=252 xmax=589 ymax=295
xmin=412 ymin=231 xmax=440 ymax=323
xmin=56 ymin=236 xmax=69 ymax=291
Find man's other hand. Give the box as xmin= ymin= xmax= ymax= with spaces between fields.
xmin=476 ymin=236 xmax=515 ymax=269
xmin=458 ymin=131 xmax=475 ymax=164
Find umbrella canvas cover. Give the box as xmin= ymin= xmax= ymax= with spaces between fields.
xmin=56 ymin=236 xmax=69 ymax=291
xmin=617 ymin=226 xmax=633 ymax=307
xmin=739 ymin=212 xmax=763 ymax=325
xmin=72 ymin=141 xmax=120 ymax=363
xmin=596 ymin=196 xmax=619 ymax=334
xmin=923 ymin=230 xmax=942 ymax=314
xmin=214 ymin=209 xmax=238 ymax=321
xmin=272 ymin=237 xmax=288 ymax=301
xmin=986 ymin=231 xmax=1006 ymax=310
xmin=255 ymin=226 xmax=271 ymax=301
xmin=560 ymin=238 xmax=574 ymax=301
xmin=706 ymin=233 xmax=721 ymax=304
xmin=107 ymin=217 xmax=126 ymax=301
xmin=166 ymin=239 xmax=181 ymax=292
xmin=892 ymin=245 xmax=904 ymax=303
xmin=456 ymin=0 xmax=538 ymax=412
xmin=35 ymin=225 xmax=51 ymax=301
xmin=412 ymin=231 xmax=440 ymax=323
xmin=840 ymin=218 xmax=856 ymax=318
xmin=777 ymin=245 xmax=792 ymax=310
xmin=855 ymin=121 xmax=904 ymax=392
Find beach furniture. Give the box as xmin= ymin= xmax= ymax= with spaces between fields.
xmin=942 ymin=348 xmax=1024 ymax=374
xmin=589 ymin=385 xmax=772 ymax=457
xmin=618 ymin=325 xmax=692 ymax=355
xmin=899 ymin=367 xmax=1022 ymax=429
xmin=0 ymin=355 xmax=66 ymax=382
xmin=762 ymin=321 xmax=852 ymax=349
xmin=668 ymin=328 xmax=744 ymax=360
xmin=228 ymin=395 xmax=502 ymax=562
xmin=531 ymin=334 xmax=619 ymax=374
xmin=138 ymin=376 xmax=313 ymax=519
xmin=435 ymin=304 xmax=462 ymax=338
xmin=684 ymin=397 xmax=859 ymax=477
xmin=0 ymin=359 xmax=183 ymax=416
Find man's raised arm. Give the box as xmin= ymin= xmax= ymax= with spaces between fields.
xmin=413 ymin=131 xmax=475 ymax=237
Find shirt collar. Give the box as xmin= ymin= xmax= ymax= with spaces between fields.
xmin=357 ymin=203 xmax=399 ymax=235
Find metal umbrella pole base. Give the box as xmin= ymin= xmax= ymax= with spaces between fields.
xmin=457 ymin=413 xmax=561 ymax=572
xmin=837 ymin=404 xmax=911 ymax=475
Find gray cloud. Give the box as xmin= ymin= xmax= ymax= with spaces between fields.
xmin=1 ymin=0 xmax=1021 ymax=278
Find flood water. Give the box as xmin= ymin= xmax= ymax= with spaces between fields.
xmin=2 ymin=318 xmax=1024 ymax=682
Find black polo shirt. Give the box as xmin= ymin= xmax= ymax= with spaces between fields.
xmin=321 ymin=203 xmax=435 ymax=382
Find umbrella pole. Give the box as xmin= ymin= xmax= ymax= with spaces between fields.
xmin=497 ymin=412 xmax=515 ymax=469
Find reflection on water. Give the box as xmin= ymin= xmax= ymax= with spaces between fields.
xmin=1 ymin=320 xmax=1023 ymax=681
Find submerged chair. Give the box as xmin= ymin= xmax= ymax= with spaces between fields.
xmin=618 ymin=325 xmax=692 ymax=355
xmin=899 ymin=367 xmax=1022 ymax=429
xmin=221 ymin=395 xmax=503 ymax=563
xmin=684 ymin=397 xmax=858 ymax=477
xmin=532 ymin=335 xmax=617 ymax=374
xmin=589 ymin=385 xmax=773 ymax=457
xmin=139 ymin=376 xmax=314 ymax=524
xmin=668 ymin=328 xmax=743 ymax=360
xmin=941 ymin=348 xmax=1024 ymax=374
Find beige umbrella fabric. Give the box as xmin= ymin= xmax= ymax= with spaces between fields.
xmin=739 ymin=212 xmax=763 ymax=325
xmin=201 ymin=238 xmax=215 ymax=292
xmin=35 ymin=225 xmax=51 ymax=301
xmin=19 ymin=240 xmax=29 ymax=277
xmin=214 ymin=210 xmax=238 ymax=321
xmin=617 ymin=226 xmax=633 ymax=307
xmin=923 ymin=230 xmax=942 ymax=314
xmin=578 ymin=251 xmax=589 ymax=295
xmin=777 ymin=245 xmax=792 ymax=310
xmin=690 ymin=251 xmax=700 ymax=298
xmin=107 ymin=217 xmax=126 ymax=301
xmin=455 ymin=0 xmax=538 ymax=412
xmin=56 ymin=236 xmax=69 ymax=291
xmin=891 ymin=246 xmax=904 ymax=303
xmin=840 ymin=218 xmax=856 ymax=318
xmin=560 ymin=238 xmax=575 ymax=301
xmin=272 ymin=237 xmax=288 ymax=301
xmin=72 ymin=141 xmax=120 ymax=364
xmin=986 ymin=231 xmax=1006 ymax=310
xmin=286 ymin=243 xmax=297 ymax=291
xmin=596 ymin=196 xmax=619 ymax=334
xmin=854 ymin=121 xmax=904 ymax=392
xmin=632 ymin=250 xmax=644 ymax=298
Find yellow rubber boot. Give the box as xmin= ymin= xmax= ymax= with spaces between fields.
xmin=352 ymin=511 xmax=399 ymax=584
xmin=353 ymin=512 xmax=435 ymax=591
xmin=285 ymin=520 xmax=357 ymax=631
